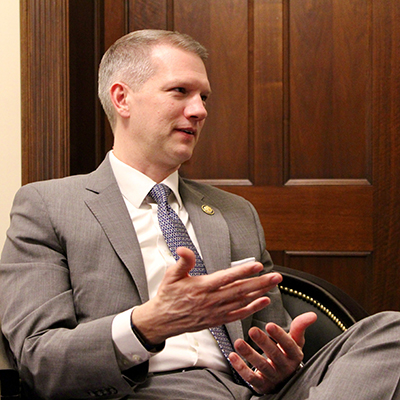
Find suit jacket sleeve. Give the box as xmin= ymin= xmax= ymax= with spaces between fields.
xmin=0 ymin=182 xmax=146 ymax=399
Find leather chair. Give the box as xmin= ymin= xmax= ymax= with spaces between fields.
xmin=0 ymin=265 xmax=368 ymax=399
xmin=274 ymin=265 xmax=368 ymax=362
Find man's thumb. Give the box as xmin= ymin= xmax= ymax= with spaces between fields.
xmin=170 ymin=247 xmax=196 ymax=279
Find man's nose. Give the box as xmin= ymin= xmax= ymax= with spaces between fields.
xmin=184 ymin=95 xmax=208 ymax=120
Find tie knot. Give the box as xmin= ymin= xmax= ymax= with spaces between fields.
xmin=149 ymin=183 xmax=172 ymax=205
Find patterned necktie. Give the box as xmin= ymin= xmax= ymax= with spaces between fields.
xmin=149 ymin=183 xmax=249 ymax=386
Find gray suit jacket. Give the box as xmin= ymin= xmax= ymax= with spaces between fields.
xmin=0 ymin=155 xmax=290 ymax=399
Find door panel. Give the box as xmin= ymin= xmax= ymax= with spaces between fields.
xmin=288 ymin=0 xmax=371 ymax=181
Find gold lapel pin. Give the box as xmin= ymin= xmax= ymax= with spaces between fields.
xmin=201 ymin=204 xmax=215 ymax=215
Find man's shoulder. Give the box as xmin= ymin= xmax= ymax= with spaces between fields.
xmin=180 ymin=178 xmax=250 ymax=206
xmin=18 ymin=155 xmax=114 ymax=197
xmin=19 ymin=173 xmax=90 ymax=196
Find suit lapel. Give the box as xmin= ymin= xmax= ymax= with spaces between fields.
xmin=84 ymin=156 xmax=149 ymax=303
xmin=180 ymin=179 xmax=244 ymax=342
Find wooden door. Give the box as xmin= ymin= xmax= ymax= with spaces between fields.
xmin=21 ymin=0 xmax=400 ymax=313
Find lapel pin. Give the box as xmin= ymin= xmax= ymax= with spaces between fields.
xmin=201 ymin=204 xmax=214 ymax=215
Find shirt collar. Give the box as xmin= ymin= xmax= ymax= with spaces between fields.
xmin=109 ymin=150 xmax=182 ymax=209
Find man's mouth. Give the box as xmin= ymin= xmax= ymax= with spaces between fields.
xmin=178 ymin=128 xmax=196 ymax=135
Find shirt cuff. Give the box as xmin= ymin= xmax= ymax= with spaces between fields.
xmin=112 ymin=308 xmax=153 ymax=370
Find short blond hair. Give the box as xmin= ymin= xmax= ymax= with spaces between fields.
xmin=98 ymin=29 xmax=208 ymax=131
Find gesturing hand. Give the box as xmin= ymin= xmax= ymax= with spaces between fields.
xmin=131 ymin=247 xmax=282 ymax=345
xmin=230 ymin=312 xmax=317 ymax=394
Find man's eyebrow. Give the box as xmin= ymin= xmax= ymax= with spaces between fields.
xmin=167 ymin=78 xmax=211 ymax=91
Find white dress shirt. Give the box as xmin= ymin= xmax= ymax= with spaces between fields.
xmin=109 ymin=151 xmax=231 ymax=374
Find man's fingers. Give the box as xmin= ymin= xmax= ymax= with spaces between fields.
xmin=289 ymin=312 xmax=318 ymax=348
xmin=230 ymin=341 xmax=278 ymax=394
xmin=211 ymin=262 xmax=276 ymax=288
xmin=165 ymin=248 xmax=282 ymax=297
xmin=224 ymin=296 xmax=271 ymax=323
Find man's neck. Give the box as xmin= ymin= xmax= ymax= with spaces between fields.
xmin=112 ymin=149 xmax=180 ymax=183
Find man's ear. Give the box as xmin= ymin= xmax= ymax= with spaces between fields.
xmin=110 ymin=82 xmax=131 ymax=119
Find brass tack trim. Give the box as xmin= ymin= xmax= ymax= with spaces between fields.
xmin=279 ymin=285 xmax=347 ymax=332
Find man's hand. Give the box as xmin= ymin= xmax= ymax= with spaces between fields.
xmin=229 ymin=312 xmax=317 ymax=394
xmin=131 ymin=247 xmax=282 ymax=345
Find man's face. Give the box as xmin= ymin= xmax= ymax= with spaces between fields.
xmin=121 ymin=45 xmax=211 ymax=175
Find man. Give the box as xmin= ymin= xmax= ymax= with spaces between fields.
xmin=1 ymin=29 xmax=400 ymax=400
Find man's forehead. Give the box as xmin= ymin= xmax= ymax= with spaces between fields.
xmin=149 ymin=45 xmax=210 ymax=86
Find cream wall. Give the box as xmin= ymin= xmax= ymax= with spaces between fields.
xmin=0 ymin=1 xmax=21 ymax=249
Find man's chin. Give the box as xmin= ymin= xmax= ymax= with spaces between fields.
xmin=174 ymin=147 xmax=196 ymax=165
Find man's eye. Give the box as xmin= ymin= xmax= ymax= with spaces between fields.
xmin=201 ymin=95 xmax=208 ymax=103
xmin=173 ymin=87 xmax=186 ymax=94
